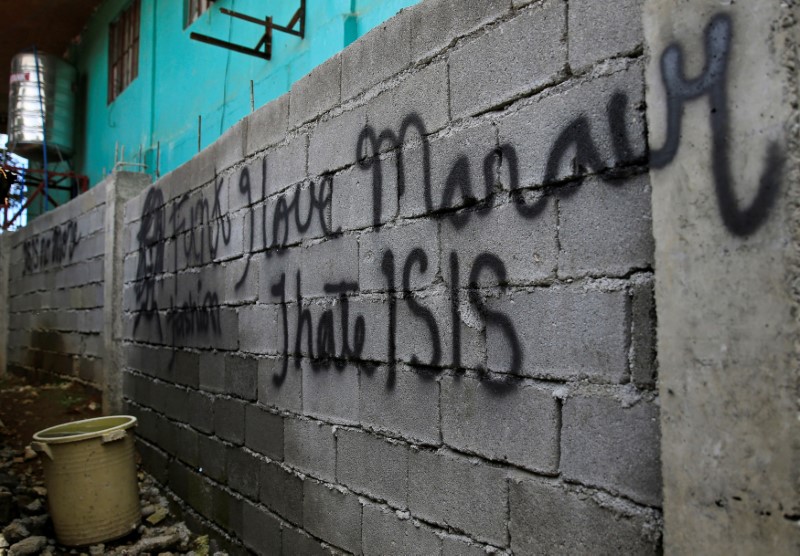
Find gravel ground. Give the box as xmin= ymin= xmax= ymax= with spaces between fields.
xmin=0 ymin=375 xmax=226 ymax=556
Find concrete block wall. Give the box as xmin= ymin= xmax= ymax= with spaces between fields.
xmin=4 ymin=182 xmax=108 ymax=385
xmin=120 ymin=0 xmax=663 ymax=553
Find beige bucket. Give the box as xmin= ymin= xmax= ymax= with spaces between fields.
xmin=32 ymin=415 xmax=140 ymax=546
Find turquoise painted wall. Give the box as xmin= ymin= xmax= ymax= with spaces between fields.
xmin=69 ymin=0 xmax=420 ymax=187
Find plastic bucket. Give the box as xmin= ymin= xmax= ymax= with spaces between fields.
xmin=31 ymin=415 xmax=140 ymax=546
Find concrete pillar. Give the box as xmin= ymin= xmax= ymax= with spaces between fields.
xmin=103 ymin=171 xmax=151 ymax=414
xmin=645 ymin=1 xmax=800 ymax=552
xmin=0 ymin=232 xmax=9 ymax=375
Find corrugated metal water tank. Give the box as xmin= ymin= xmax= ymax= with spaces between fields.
xmin=7 ymin=51 xmax=77 ymax=160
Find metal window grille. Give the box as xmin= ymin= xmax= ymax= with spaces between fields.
xmin=108 ymin=0 xmax=140 ymax=104
xmin=186 ymin=0 xmax=213 ymax=27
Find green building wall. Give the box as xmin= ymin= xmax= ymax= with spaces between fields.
xmin=69 ymin=0 xmax=419 ymax=188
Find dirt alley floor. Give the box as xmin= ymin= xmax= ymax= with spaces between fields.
xmin=0 ymin=372 xmax=220 ymax=556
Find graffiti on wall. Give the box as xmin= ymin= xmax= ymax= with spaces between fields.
xmin=22 ymin=220 xmax=81 ymax=274
xmin=650 ymin=13 xmax=783 ymax=236
xmin=130 ymin=12 xmax=781 ymax=388
xmin=132 ymin=181 xmax=230 ymax=346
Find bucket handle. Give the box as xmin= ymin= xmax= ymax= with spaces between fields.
xmin=30 ymin=441 xmax=53 ymax=460
xmin=101 ymin=429 xmax=128 ymax=444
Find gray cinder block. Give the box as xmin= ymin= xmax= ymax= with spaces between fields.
xmin=362 ymin=502 xmax=442 ymax=555
xmin=568 ymin=0 xmax=644 ymax=72
xmin=336 ymin=428 xmax=410 ymax=507
xmin=510 ymin=477 xmax=660 ymax=553
xmin=309 ymin=107 xmax=367 ymax=176
xmin=214 ymin=396 xmax=246 ymax=445
xmin=561 ymin=395 xmax=662 ymax=506
xmin=260 ymin=460 xmax=303 ymax=525
xmin=558 ymin=174 xmax=654 ymax=279
xmin=290 ymin=54 xmax=342 ymax=129
xmin=341 ymin=12 xmax=412 ymax=100
xmin=246 ymin=93 xmax=289 ymax=157
xmin=408 ymin=449 xmax=508 ymax=545
xmin=241 ymin=499 xmax=282 ymax=554
xmin=245 ymin=404 xmax=284 ymax=460
xmin=284 ymin=417 xmax=336 ymax=482
xmin=441 ymin=374 xmax=560 ymax=473
xmin=227 ymin=446 xmax=260 ymax=501
xmin=486 ymin=287 xmax=629 ymax=382
xmin=410 ymin=0 xmax=510 ymax=61
xmin=303 ymin=480 xmax=363 ymax=553
xmin=359 ymin=364 xmax=441 ymax=445
xmin=302 ymin=360 xmax=360 ymax=424
xmin=497 ymin=61 xmax=645 ymax=189
xmin=449 ymin=0 xmax=567 ymax=119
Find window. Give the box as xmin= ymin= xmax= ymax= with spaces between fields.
xmin=108 ymin=0 xmax=141 ymax=103
xmin=186 ymin=0 xmax=213 ymax=27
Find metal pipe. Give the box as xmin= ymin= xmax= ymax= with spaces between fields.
xmin=113 ymin=161 xmax=148 ymax=172
xmin=32 ymin=46 xmax=49 ymax=212
xmin=189 ymin=32 xmax=269 ymax=59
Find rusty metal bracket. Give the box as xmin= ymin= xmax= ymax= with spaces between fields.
xmin=190 ymin=0 xmax=305 ymax=61
xmin=1 ymin=164 xmax=89 ymax=230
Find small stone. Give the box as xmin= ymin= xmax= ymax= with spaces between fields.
xmin=22 ymin=515 xmax=48 ymax=536
xmin=88 ymin=543 xmax=104 ymax=556
xmin=8 ymin=535 xmax=47 ymax=556
xmin=31 ymin=487 xmax=46 ymax=497
xmin=2 ymin=520 xmax=29 ymax=542
xmin=0 ymin=534 xmax=9 ymax=548
xmin=22 ymin=447 xmax=36 ymax=461
xmin=141 ymin=504 xmax=157 ymax=517
xmin=128 ymin=533 xmax=181 ymax=554
xmin=20 ymin=513 xmax=50 ymax=537
xmin=192 ymin=534 xmax=210 ymax=555
xmin=23 ymin=499 xmax=43 ymax=514
xmin=146 ymin=507 xmax=169 ymax=525
xmin=0 ymin=473 xmax=15 ymax=489
xmin=173 ymin=522 xmax=191 ymax=552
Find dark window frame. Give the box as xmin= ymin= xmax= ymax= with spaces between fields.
xmin=185 ymin=0 xmax=213 ymax=28
xmin=107 ymin=0 xmax=141 ymax=104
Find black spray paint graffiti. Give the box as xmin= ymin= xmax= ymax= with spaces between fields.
xmin=131 ymin=167 xmax=333 ymax=357
xmin=650 ymin=13 xmax=784 ymax=236
xmin=170 ymin=176 xmax=232 ymax=267
xmin=269 ymin=274 xmax=367 ymax=387
xmin=355 ymin=97 xmax=637 ymax=229
xmin=266 ymin=247 xmax=522 ymax=392
xmin=22 ymin=220 xmax=81 ymax=274
xmin=235 ymin=158 xmax=333 ymax=289
xmin=131 ymin=12 xmax=781 ymax=385
xmin=133 ymin=182 xmax=229 ymax=349
xmin=133 ymin=188 xmax=165 ymax=338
